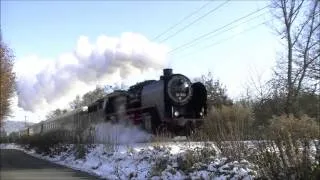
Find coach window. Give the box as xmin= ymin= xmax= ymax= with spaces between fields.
xmin=99 ymin=101 xmax=103 ymax=109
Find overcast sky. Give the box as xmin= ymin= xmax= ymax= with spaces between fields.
xmin=1 ymin=0 xmax=280 ymax=123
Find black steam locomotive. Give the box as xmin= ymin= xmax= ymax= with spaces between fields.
xmin=20 ymin=69 xmax=207 ymax=138
xmin=87 ymin=68 xmax=207 ymax=135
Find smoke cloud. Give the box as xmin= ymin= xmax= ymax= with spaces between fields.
xmin=15 ymin=32 xmax=170 ymax=112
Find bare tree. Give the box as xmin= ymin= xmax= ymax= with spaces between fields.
xmin=45 ymin=108 xmax=68 ymax=120
xmin=0 ymin=33 xmax=16 ymax=124
xmin=194 ymin=72 xmax=233 ymax=108
xmin=69 ymin=86 xmax=107 ymax=110
xmin=69 ymin=95 xmax=82 ymax=110
xmin=271 ymin=0 xmax=320 ymax=115
xmin=244 ymin=67 xmax=273 ymax=102
xmin=46 ymin=108 xmax=62 ymax=120
xmin=81 ymin=86 xmax=106 ymax=106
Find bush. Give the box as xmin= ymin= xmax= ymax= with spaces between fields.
xmin=150 ymin=144 xmax=218 ymax=177
xmin=0 ymin=134 xmax=8 ymax=143
xmin=188 ymin=104 xmax=255 ymax=161
xmin=74 ymin=144 xmax=87 ymax=159
xmin=250 ymin=114 xmax=320 ymax=179
xmin=16 ymin=129 xmax=71 ymax=154
xmin=150 ymin=156 xmax=169 ymax=177
xmin=177 ymin=144 xmax=217 ymax=172
xmin=195 ymin=105 xmax=319 ymax=179
xmin=8 ymin=132 xmax=19 ymax=143
xmin=198 ymin=104 xmax=254 ymax=141
xmin=267 ymin=114 xmax=319 ymax=139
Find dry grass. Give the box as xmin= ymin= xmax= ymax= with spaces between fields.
xmin=251 ymin=139 xmax=320 ymax=179
xmin=200 ymin=104 xmax=254 ymax=141
xmin=189 ymin=104 xmax=320 ymax=179
xmin=251 ymin=115 xmax=320 ymax=179
xmin=189 ymin=104 xmax=255 ymax=161
xmin=150 ymin=129 xmax=173 ymax=143
xmin=268 ymin=114 xmax=319 ymax=139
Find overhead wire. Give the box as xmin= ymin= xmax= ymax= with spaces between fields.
xmin=174 ymin=22 xmax=267 ymax=59
xmin=202 ymin=23 xmax=266 ymax=49
xmin=158 ymin=0 xmax=231 ymax=43
xmin=170 ymin=10 xmax=268 ymax=56
xmin=168 ymin=4 xmax=270 ymax=55
xmin=152 ymin=1 xmax=212 ymax=41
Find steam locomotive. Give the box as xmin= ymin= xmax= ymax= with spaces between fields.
xmin=19 ymin=69 xmax=207 ymax=138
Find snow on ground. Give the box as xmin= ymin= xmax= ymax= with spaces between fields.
xmin=0 ymin=121 xmax=261 ymax=179
xmin=1 ymin=142 xmax=258 ymax=180
xmin=0 ymin=143 xmax=21 ymax=150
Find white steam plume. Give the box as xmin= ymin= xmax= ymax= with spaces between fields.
xmin=94 ymin=122 xmax=152 ymax=144
xmin=16 ymin=32 xmax=170 ymax=112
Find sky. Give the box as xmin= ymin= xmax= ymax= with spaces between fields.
xmin=1 ymin=0 xmax=281 ymax=123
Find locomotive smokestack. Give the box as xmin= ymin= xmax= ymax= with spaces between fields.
xmin=163 ymin=68 xmax=173 ymax=77
xmin=161 ymin=68 xmax=173 ymax=80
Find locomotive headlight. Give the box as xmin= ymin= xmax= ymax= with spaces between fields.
xmin=174 ymin=111 xmax=179 ymax=117
xmin=167 ymin=75 xmax=192 ymax=105
xmin=200 ymin=112 xmax=203 ymax=116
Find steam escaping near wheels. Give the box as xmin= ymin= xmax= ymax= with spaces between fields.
xmin=93 ymin=121 xmax=153 ymax=144
xmin=92 ymin=121 xmax=189 ymax=144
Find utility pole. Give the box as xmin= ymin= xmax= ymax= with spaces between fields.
xmin=25 ymin=115 xmax=27 ymax=128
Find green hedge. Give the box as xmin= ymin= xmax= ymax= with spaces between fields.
xmin=17 ymin=129 xmax=73 ymax=154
